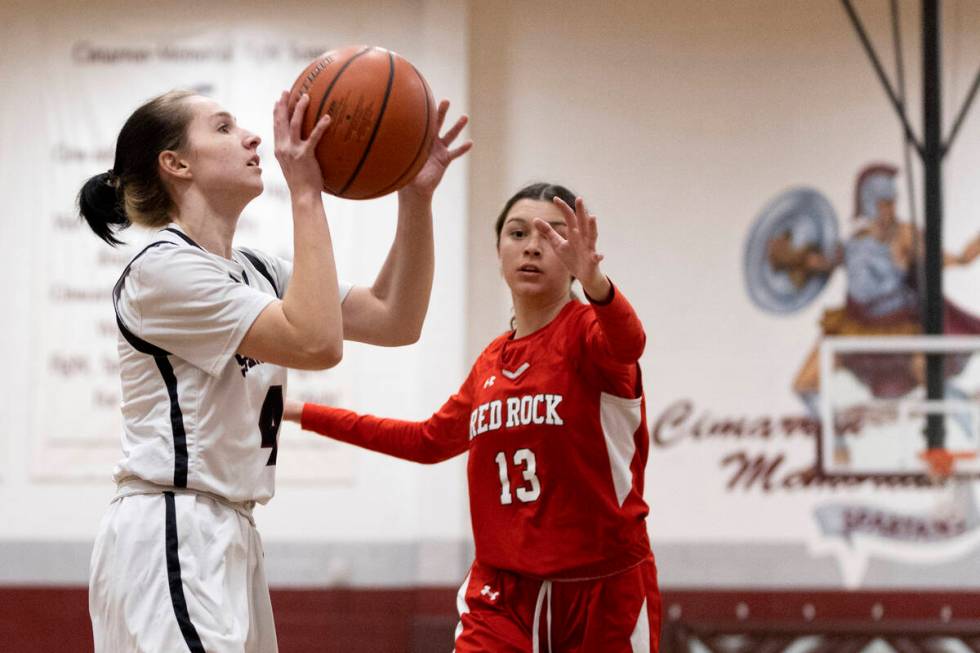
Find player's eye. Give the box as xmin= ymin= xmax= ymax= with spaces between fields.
xmin=510 ymin=229 xmax=525 ymax=238
xmin=218 ymin=124 xmax=231 ymax=133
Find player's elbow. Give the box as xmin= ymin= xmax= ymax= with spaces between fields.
xmin=629 ymin=334 xmax=647 ymax=360
xmin=390 ymin=326 xmax=422 ymax=347
xmin=614 ymin=333 xmax=646 ymax=363
xmin=302 ymin=339 xmax=344 ymax=370
xmin=369 ymin=323 xmax=422 ymax=347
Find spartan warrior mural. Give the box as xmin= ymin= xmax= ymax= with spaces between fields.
xmin=745 ymin=163 xmax=980 ymax=463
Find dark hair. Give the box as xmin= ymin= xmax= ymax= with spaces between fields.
xmin=494 ymin=182 xmax=577 ymax=248
xmin=78 ymin=90 xmax=197 ymax=246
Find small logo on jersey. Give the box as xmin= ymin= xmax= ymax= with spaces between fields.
xmin=484 ymin=375 xmax=496 ymax=388
xmin=501 ymin=362 xmax=530 ymax=380
xmin=235 ymin=353 xmax=265 ymax=377
xmin=480 ymin=585 xmax=500 ymax=602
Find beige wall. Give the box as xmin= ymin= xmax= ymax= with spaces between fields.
xmin=467 ymin=0 xmax=980 ymax=367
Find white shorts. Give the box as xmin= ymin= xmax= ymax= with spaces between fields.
xmin=89 ymin=490 xmax=276 ymax=653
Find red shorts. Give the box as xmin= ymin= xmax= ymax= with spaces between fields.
xmin=453 ymin=558 xmax=661 ymax=653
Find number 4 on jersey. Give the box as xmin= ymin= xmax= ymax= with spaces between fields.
xmin=495 ymin=448 xmax=541 ymax=505
xmin=259 ymin=386 xmax=284 ymax=466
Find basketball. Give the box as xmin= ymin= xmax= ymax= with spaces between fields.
xmin=288 ymin=45 xmax=438 ymax=200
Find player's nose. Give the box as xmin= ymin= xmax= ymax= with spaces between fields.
xmin=524 ymin=232 xmax=543 ymax=256
xmin=243 ymin=131 xmax=261 ymax=149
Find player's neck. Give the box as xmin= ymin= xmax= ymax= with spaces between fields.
xmin=511 ymin=293 xmax=569 ymax=338
xmin=171 ymin=196 xmax=242 ymax=259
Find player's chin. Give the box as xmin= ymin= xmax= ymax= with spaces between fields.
xmin=507 ymin=275 xmax=562 ymax=298
xmin=241 ymin=176 xmax=264 ymax=200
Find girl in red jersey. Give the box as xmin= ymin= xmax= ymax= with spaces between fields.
xmin=286 ymin=183 xmax=660 ymax=652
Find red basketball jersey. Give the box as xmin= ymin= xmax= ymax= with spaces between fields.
xmin=302 ymin=285 xmax=652 ymax=579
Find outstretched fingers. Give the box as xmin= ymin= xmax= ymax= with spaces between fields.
xmin=552 ymin=196 xmax=580 ymax=233
xmin=434 ymin=99 xmax=450 ymax=132
xmin=588 ymin=216 xmax=602 ymax=261
xmin=556 ymin=196 xmax=590 ymax=253
xmin=571 ymin=198 xmax=602 ymax=253
xmin=533 ymin=218 xmax=567 ymax=251
xmin=446 ymin=140 xmax=473 ymax=163
xmin=440 ymin=112 xmax=469 ymax=146
xmin=554 ymin=196 xmax=604 ymax=265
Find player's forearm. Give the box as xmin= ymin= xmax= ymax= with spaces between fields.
xmin=367 ymin=192 xmax=435 ymax=343
xmin=588 ymin=283 xmax=646 ymax=362
xmin=301 ymin=403 xmax=454 ymax=464
xmin=282 ymin=191 xmax=344 ymax=362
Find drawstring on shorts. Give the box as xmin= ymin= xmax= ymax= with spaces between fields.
xmin=532 ymin=580 xmax=553 ymax=653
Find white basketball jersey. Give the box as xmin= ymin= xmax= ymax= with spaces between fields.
xmin=111 ymin=225 xmax=350 ymax=504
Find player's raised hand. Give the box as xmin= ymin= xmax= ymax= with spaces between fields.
xmin=274 ymin=91 xmax=331 ymax=195
xmin=401 ymin=99 xmax=472 ymax=201
xmin=533 ymin=196 xmax=611 ymax=301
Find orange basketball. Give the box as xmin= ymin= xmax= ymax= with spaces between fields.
xmin=288 ymin=45 xmax=437 ymax=200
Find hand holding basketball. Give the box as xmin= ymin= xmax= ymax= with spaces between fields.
xmin=399 ymin=100 xmax=472 ymax=201
xmin=273 ymin=91 xmax=332 ymax=195
xmin=287 ymin=45 xmax=450 ymax=199
xmin=534 ymin=197 xmax=611 ymax=301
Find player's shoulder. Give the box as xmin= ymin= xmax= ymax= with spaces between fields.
xmin=118 ymin=231 xmax=235 ymax=302
xmin=479 ymin=331 xmax=513 ymax=358
xmin=235 ymin=246 xmax=288 ymax=293
xmin=565 ymin=298 xmax=592 ymax=318
xmin=235 ymin=245 xmax=275 ymax=267
xmin=127 ymin=236 xmax=216 ymax=279
xmin=558 ymin=298 xmax=594 ymax=331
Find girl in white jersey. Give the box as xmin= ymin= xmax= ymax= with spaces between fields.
xmin=78 ymin=89 xmax=470 ymax=652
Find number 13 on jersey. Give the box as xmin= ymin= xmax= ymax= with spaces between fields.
xmin=495 ymin=448 xmax=541 ymax=505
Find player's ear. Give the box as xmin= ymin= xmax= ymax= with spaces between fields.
xmin=159 ymin=150 xmax=192 ymax=181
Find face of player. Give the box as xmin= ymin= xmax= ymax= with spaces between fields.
xmin=175 ymin=95 xmax=263 ymax=202
xmin=497 ymin=199 xmax=572 ymax=302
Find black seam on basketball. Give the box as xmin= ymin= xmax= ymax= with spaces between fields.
xmin=164 ymin=493 xmax=207 ymax=652
xmin=374 ymin=65 xmax=434 ymax=197
xmin=339 ymin=49 xmax=396 ymax=196
xmin=312 ymin=46 xmax=374 ymax=128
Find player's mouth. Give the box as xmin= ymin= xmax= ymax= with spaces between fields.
xmin=246 ymin=155 xmax=261 ymax=169
xmin=517 ymin=264 xmax=542 ymax=275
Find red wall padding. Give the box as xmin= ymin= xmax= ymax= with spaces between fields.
xmin=4 ymin=587 xmax=980 ymax=652
xmin=0 ymin=587 xmax=458 ymax=653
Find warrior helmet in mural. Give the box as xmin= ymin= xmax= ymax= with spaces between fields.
xmin=853 ymin=163 xmax=898 ymax=221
